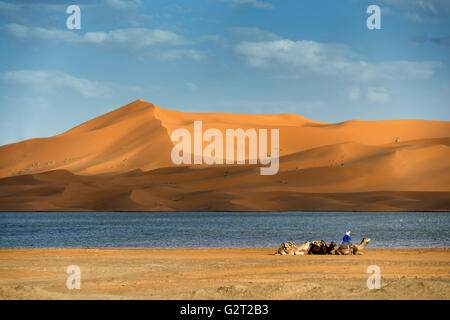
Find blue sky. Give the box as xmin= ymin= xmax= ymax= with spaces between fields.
xmin=0 ymin=0 xmax=449 ymax=145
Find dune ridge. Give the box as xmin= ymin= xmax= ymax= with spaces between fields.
xmin=0 ymin=99 xmax=449 ymax=211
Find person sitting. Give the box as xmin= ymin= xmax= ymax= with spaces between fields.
xmin=339 ymin=231 xmax=353 ymax=253
xmin=342 ymin=231 xmax=351 ymax=244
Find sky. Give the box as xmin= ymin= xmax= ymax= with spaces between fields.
xmin=0 ymin=0 xmax=449 ymax=145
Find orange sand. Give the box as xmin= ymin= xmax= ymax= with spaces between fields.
xmin=0 ymin=99 xmax=449 ymax=211
xmin=0 ymin=248 xmax=448 ymax=300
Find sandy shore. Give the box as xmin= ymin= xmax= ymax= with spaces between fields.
xmin=0 ymin=248 xmax=449 ymax=300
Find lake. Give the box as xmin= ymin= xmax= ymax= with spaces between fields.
xmin=0 ymin=211 xmax=448 ymax=249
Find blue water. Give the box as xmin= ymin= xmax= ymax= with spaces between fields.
xmin=0 ymin=212 xmax=448 ymax=249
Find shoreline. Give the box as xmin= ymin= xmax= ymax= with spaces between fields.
xmin=0 ymin=247 xmax=449 ymax=250
xmin=1 ymin=208 xmax=449 ymax=213
xmin=0 ymin=248 xmax=449 ymax=300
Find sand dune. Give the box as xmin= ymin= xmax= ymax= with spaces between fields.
xmin=0 ymin=99 xmax=449 ymax=211
xmin=0 ymin=100 xmax=174 ymax=177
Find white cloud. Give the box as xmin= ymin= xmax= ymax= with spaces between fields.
xmin=94 ymin=28 xmax=187 ymax=47
xmin=220 ymin=0 xmax=274 ymax=9
xmin=1 ymin=24 xmax=186 ymax=47
xmin=0 ymin=70 xmax=144 ymax=97
xmin=106 ymin=0 xmax=142 ymax=10
xmin=234 ymin=38 xmax=441 ymax=82
xmin=356 ymin=61 xmax=441 ymax=82
xmin=379 ymin=0 xmax=450 ymax=23
xmin=157 ymin=49 xmax=206 ymax=61
xmin=380 ymin=0 xmax=450 ymax=14
xmin=228 ymin=27 xmax=280 ymax=41
xmin=367 ymin=87 xmax=390 ymax=104
xmin=1 ymin=23 xmax=81 ymax=42
xmin=0 ymin=24 xmax=206 ymax=61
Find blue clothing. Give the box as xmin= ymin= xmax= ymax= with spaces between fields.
xmin=342 ymin=235 xmax=351 ymax=243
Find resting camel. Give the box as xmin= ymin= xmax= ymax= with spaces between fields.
xmin=275 ymin=241 xmax=310 ymax=255
xmin=309 ymin=240 xmax=338 ymax=255
xmin=327 ymin=241 xmax=338 ymax=254
xmin=336 ymin=237 xmax=371 ymax=255
xmin=308 ymin=240 xmax=326 ymax=255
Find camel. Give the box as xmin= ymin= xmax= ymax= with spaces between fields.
xmin=293 ymin=241 xmax=311 ymax=255
xmin=309 ymin=240 xmax=337 ymax=255
xmin=352 ymin=237 xmax=371 ymax=255
xmin=308 ymin=240 xmax=326 ymax=254
xmin=275 ymin=242 xmax=293 ymax=255
xmin=275 ymin=241 xmax=310 ymax=255
xmin=327 ymin=241 xmax=338 ymax=254
xmin=336 ymin=237 xmax=371 ymax=255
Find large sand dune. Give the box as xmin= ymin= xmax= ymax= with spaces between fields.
xmin=0 ymin=99 xmax=449 ymax=211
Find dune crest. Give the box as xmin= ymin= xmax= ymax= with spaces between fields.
xmin=0 ymin=99 xmax=449 ymax=211
xmin=0 ymin=100 xmax=174 ymax=178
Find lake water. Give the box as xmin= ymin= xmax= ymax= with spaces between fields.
xmin=0 ymin=212 xmax=448 ymax=249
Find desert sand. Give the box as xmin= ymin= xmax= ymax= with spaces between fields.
xmin=0 ymin=99 xmax=449 ymax=211
xmin=0 ymin=248 xmax=448 ymax=300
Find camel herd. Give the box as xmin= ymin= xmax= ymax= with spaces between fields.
xmin=275 ymin=238 xmax=371 ymax=255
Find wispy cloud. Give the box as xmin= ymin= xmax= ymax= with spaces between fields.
xmin=1 ymin=23 xmax=186 ymax=46
xmin=0 ymin=70 xmax=144 ymax=97
xmin=234 ymin=38 xmax=441 ymax=82
xmin=157 ymin=49 xmax=206 ymax=61
xmin=380 ymin=0 xmax=450 ymax=14
xmin=220 ymin=0 xmax=274 ymax=9
xmin=228 ymin=27 xmax=280 ymax=41
xmin=0 ymin=24 xmax=206 ymax=61
xmin=379 ymin=0 xmax=450 ymax=23
xmin=105 ymin=0 xmax=143 ymax=10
